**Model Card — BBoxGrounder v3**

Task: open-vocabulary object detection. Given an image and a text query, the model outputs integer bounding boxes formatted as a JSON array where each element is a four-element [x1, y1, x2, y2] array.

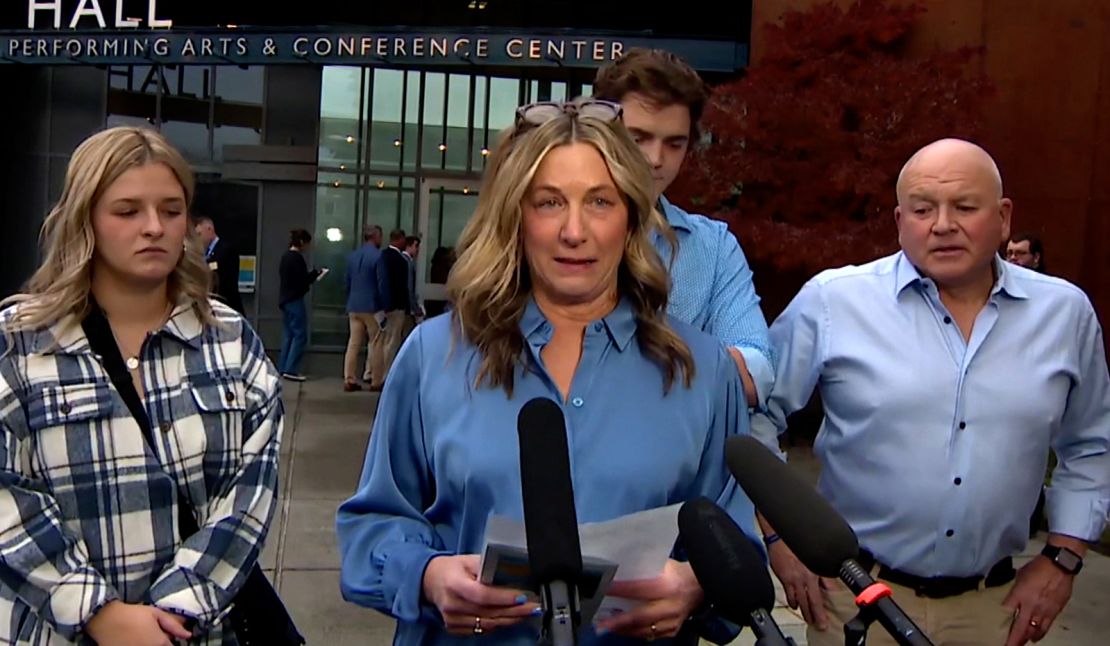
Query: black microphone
[[725, 436, 934, 646], [518, 397, 583, 645], [679, 497, 797, 646]]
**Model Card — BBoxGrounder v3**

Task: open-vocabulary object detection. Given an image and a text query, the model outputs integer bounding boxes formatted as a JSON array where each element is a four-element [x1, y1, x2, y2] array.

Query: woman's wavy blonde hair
[[1, 126, 214, 337], [447, 101, 695, 396]]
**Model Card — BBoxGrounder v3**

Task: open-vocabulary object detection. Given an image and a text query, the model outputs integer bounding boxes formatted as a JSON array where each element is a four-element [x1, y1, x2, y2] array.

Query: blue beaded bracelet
[[763, 533, 782, 546]]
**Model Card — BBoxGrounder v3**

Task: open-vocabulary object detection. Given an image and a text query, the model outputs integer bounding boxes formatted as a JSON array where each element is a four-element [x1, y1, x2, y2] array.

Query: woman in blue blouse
[[336, 100, 758, 645]]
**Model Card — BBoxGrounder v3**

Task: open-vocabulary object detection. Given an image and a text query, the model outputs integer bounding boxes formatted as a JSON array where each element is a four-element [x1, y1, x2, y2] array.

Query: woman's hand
[[84, 601, 193, 646], [422, 555, 543, 636], [595, 559, 704, 640]]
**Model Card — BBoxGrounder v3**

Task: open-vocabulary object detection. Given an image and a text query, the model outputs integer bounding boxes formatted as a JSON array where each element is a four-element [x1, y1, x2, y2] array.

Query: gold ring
[[474, 616, 483, 634]]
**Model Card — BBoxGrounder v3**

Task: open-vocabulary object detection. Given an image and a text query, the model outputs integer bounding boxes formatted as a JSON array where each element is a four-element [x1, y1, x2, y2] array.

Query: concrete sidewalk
[[266, 378, 1110, 645]]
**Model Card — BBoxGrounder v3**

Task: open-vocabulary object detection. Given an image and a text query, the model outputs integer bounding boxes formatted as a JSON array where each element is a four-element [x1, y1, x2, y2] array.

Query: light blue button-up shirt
[[337, 298, 757, 645], [751, 251, 1110, 578], [655, 197, 775, 408]]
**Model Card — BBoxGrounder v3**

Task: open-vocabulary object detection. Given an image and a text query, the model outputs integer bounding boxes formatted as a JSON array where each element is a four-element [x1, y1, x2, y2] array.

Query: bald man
[[751, 139, 1110, 646]]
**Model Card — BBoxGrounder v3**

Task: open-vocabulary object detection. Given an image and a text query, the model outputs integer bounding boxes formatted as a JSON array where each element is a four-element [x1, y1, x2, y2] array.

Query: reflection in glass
[[403, 71, 421, 171], [370, 69, 404, 168], [310, 171, 359, 347], [471, 77, 489, 170], [422, 73, 446, 169], [319, 67, 362, 167], [446, 74, 472, 171], [488, 77, 519, 132]]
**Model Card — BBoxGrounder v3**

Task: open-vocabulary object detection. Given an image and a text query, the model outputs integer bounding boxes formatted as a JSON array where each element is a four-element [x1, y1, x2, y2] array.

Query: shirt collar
[[893, 250, 1029, 300], [33, 296, 205, 356], [520, 296, 638, 352], [657, 195, 693, 232]]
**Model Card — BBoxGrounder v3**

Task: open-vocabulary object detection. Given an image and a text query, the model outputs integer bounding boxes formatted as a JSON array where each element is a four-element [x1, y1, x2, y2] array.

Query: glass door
[[416, 177, 480, 317]]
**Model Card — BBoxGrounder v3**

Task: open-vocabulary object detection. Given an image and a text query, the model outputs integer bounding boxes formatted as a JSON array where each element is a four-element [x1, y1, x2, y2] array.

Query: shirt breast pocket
[[186, 376, 248, 481], [25, 382, 114, 480]]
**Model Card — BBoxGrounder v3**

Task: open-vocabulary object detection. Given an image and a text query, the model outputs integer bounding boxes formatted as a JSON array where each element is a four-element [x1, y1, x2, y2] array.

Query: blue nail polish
[[595, 626, 609, 636], [531, 606, 544, 617], [515, 594, 528, 605]]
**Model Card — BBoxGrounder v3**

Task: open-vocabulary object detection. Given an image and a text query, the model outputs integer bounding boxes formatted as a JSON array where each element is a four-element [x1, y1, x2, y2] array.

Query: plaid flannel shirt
[[0, 299, 283, 645]]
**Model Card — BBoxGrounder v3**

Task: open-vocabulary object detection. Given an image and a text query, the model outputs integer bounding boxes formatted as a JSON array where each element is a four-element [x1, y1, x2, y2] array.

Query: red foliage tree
[[668, 0, 994, 316]]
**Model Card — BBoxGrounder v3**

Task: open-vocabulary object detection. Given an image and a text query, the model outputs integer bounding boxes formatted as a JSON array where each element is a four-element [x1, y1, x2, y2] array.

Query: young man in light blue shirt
[[593, 49, 775, 409], [753, 138, 1110, 646]]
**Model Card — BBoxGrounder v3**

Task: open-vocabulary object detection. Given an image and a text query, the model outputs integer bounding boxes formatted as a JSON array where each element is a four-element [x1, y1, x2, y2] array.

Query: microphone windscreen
[[679, 497, 774, 625], [725, 436, 858, 577], [518, 397, 583, 582]]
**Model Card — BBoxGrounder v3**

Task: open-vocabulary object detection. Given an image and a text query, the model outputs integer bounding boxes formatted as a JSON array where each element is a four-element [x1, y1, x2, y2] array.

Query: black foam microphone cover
[[518, 397, 583, 582], [679, 497, 775, 625], [725, 436, 858, 578]]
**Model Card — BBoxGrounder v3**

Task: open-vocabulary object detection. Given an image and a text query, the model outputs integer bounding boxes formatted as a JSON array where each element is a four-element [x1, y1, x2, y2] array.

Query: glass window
[[445, 74, 471, 171], [214, 66, 263, 104], [213, 127, 261, 162], [472, 77, 490, 170], [310, 171, 359, 347], [319, 67, 363, 168], [400, 177, 416, 235], [159, 65, 212, 162], [421, 73, 446, 170], [488, 77, 519, 132], [369, 69, 404, 169], [106, 65, 159, 123], [402, 71, 421, 171], [213, 66, 263, 161], [551, 82, 567, 102], [365, 176, 401, 233], [160, 120, 210, 162]]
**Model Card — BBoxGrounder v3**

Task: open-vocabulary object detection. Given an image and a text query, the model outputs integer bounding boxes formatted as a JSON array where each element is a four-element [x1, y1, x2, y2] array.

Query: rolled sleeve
[[737, 346, 774, 410]]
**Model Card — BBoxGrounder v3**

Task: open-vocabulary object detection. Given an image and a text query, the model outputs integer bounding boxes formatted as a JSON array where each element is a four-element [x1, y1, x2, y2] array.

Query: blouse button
[[225, 390, 236, 403], [160, 421, 172, 433], [60, 403, 71, 415], [571, 397, 584, 408]]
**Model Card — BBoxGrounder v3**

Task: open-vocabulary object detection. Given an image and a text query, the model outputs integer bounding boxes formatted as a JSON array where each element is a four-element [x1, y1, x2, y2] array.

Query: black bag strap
[[82, 304, 201, 537]]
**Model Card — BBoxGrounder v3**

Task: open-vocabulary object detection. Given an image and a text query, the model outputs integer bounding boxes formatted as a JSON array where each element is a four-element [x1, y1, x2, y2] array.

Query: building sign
[[0, 28, 747, 71]]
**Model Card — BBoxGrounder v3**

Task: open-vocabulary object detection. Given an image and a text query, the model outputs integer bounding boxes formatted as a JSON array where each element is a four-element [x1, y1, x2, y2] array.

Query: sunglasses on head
[[513, 99, 623, 131]]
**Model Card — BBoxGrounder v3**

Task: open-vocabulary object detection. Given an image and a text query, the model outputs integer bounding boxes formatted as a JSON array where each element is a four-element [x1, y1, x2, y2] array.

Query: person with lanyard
[[0, 126, 290, 644], [751, 138, 1110, 646]]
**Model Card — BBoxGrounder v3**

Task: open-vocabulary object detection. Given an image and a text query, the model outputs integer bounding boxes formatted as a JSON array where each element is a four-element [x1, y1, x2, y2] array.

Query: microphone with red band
[[725, 436, 934, 646], [679, 496, 797, 645], [518, 397, 583, 645]]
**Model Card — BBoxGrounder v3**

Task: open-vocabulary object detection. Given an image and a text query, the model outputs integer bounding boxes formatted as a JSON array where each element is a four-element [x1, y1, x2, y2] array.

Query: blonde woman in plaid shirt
[[0, 127, 283, 645]]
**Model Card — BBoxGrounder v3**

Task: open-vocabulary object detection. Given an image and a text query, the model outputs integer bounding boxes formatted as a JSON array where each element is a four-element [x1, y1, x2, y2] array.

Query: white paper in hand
[[478, 504, 682, 625]]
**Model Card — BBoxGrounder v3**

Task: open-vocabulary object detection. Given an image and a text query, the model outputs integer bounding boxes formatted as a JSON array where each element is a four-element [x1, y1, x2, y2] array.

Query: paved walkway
[[267, 378, 1109, 645]]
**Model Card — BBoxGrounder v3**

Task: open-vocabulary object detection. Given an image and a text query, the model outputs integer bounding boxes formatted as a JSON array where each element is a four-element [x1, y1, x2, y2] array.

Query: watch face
[[1057, 549, 1082, 571]]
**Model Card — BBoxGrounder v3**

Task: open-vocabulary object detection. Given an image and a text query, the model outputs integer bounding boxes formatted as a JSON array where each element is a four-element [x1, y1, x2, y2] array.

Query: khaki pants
[[344, 313, 383, 386], [806, 571, 1015, 646], [380, 310, 416, 382]]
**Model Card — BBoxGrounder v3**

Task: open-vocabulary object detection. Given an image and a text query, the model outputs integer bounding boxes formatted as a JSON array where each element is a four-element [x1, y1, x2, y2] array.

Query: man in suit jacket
[[343, 225, 388, 392], [378, 229, 416, 380], [194, 216, 245, 314], [402, 235, 424, 321]]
